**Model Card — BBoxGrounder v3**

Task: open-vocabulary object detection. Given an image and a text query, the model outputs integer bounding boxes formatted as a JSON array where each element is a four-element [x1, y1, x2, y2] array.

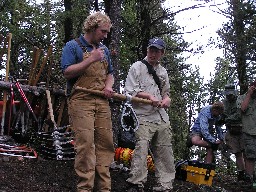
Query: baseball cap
[[147, 38, 165, 50], [223, 84, 237, 95]]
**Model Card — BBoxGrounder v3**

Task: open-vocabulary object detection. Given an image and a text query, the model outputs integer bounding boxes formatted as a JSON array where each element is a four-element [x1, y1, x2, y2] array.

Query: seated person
[[189, 101, 225, 163]]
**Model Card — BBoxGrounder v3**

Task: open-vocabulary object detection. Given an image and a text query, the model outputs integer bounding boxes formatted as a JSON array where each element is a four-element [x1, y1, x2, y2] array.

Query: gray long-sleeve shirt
[[124, 58, 170, 124]]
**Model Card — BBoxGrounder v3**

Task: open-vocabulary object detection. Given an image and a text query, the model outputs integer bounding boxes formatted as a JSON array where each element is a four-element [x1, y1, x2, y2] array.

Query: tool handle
[[75, 86, 152, 105]]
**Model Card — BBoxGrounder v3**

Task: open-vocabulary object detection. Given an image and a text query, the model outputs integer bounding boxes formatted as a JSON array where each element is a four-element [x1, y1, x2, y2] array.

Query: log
[[0, 81, 65, 96]]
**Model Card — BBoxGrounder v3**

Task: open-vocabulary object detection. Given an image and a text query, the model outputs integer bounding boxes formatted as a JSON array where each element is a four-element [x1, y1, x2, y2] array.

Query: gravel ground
[[1, 136, 256, 192], [1, 155, 256, 192]]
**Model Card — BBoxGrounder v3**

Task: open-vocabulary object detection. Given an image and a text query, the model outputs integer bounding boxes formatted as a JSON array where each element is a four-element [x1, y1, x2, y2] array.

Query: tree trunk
[[231, 0, 247, 94], [104, 0, 122, 147], [139, 0, 151, 58], [64, 0, 73, 43]]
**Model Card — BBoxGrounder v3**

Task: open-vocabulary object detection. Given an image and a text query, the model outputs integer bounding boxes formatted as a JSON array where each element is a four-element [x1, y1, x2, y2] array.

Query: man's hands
[[88, 47, 105, 63], [215, 140, 223, 144], [149, 95, 160, 107], [248, 84, 256, 96], [103, 87, 115, 99], [210, 140, 223, 151], [160, 96, 171, 108], [64, 47, 105, 80], [149, 95, 171, 109]]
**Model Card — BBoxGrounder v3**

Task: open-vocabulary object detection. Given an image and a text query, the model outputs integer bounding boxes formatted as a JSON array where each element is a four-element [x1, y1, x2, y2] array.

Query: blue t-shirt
[[191, 105, 224, 143], [60, 35, 113, 94]]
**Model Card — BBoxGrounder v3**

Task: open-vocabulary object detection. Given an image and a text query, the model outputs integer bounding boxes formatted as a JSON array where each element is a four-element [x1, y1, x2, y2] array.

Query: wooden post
[[46, 90, 57, 129], [1, 33, 12, 135]]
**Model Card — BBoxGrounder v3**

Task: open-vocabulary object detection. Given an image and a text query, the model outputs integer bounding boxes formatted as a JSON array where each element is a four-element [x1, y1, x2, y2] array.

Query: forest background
[[0, 0, 256, 162]]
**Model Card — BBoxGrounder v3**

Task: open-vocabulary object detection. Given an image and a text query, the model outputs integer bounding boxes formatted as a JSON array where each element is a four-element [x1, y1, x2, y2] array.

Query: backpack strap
[[141, 59, 162, 93]]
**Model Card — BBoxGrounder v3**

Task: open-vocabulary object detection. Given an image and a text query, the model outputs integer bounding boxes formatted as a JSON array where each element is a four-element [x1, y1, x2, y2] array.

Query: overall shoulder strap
[[141, 60, 162, 93], [75, 38, 88, 53], [66, 38, 87, 97]]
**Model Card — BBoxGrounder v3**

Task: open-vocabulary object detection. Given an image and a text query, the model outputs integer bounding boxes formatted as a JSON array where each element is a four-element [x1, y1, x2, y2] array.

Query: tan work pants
[[68, 96, 114, 192], [127, 121, 175, 191]]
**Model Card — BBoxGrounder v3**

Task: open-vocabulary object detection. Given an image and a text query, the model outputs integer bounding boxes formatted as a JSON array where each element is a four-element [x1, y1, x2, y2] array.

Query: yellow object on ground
[[115, 147, 155, 172], [178, 160, 215, 186]]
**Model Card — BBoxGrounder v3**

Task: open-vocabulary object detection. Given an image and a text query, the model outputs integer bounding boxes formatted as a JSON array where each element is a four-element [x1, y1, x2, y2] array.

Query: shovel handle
[[46, 90, 57, 127], [75, 86, 152, 105]]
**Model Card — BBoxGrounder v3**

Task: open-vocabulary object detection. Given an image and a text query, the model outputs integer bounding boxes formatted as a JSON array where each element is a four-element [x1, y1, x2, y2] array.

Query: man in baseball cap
[[224, 84, 237, 96], [125, 37, 175, 191], [236, 79, 256, 186], [222, 84, 245, 182]]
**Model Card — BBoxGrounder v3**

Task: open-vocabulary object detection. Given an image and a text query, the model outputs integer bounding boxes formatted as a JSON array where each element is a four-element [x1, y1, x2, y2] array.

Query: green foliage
[[0, 1, 63, 85], [217, 0, 256, 93], [203, 57, 236, 104]]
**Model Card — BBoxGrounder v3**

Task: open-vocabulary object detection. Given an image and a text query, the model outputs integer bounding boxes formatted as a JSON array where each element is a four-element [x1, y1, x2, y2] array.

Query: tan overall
[[68, 52, 114, 192]]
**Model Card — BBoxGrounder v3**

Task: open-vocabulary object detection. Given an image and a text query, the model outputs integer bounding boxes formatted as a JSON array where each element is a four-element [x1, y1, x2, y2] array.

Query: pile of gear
[[36, 126, 75, 160], [0, 135, 37, 159]]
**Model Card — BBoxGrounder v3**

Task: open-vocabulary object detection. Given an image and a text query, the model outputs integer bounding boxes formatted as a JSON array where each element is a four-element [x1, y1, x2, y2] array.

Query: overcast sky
[[165, 0, 229, 82]]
